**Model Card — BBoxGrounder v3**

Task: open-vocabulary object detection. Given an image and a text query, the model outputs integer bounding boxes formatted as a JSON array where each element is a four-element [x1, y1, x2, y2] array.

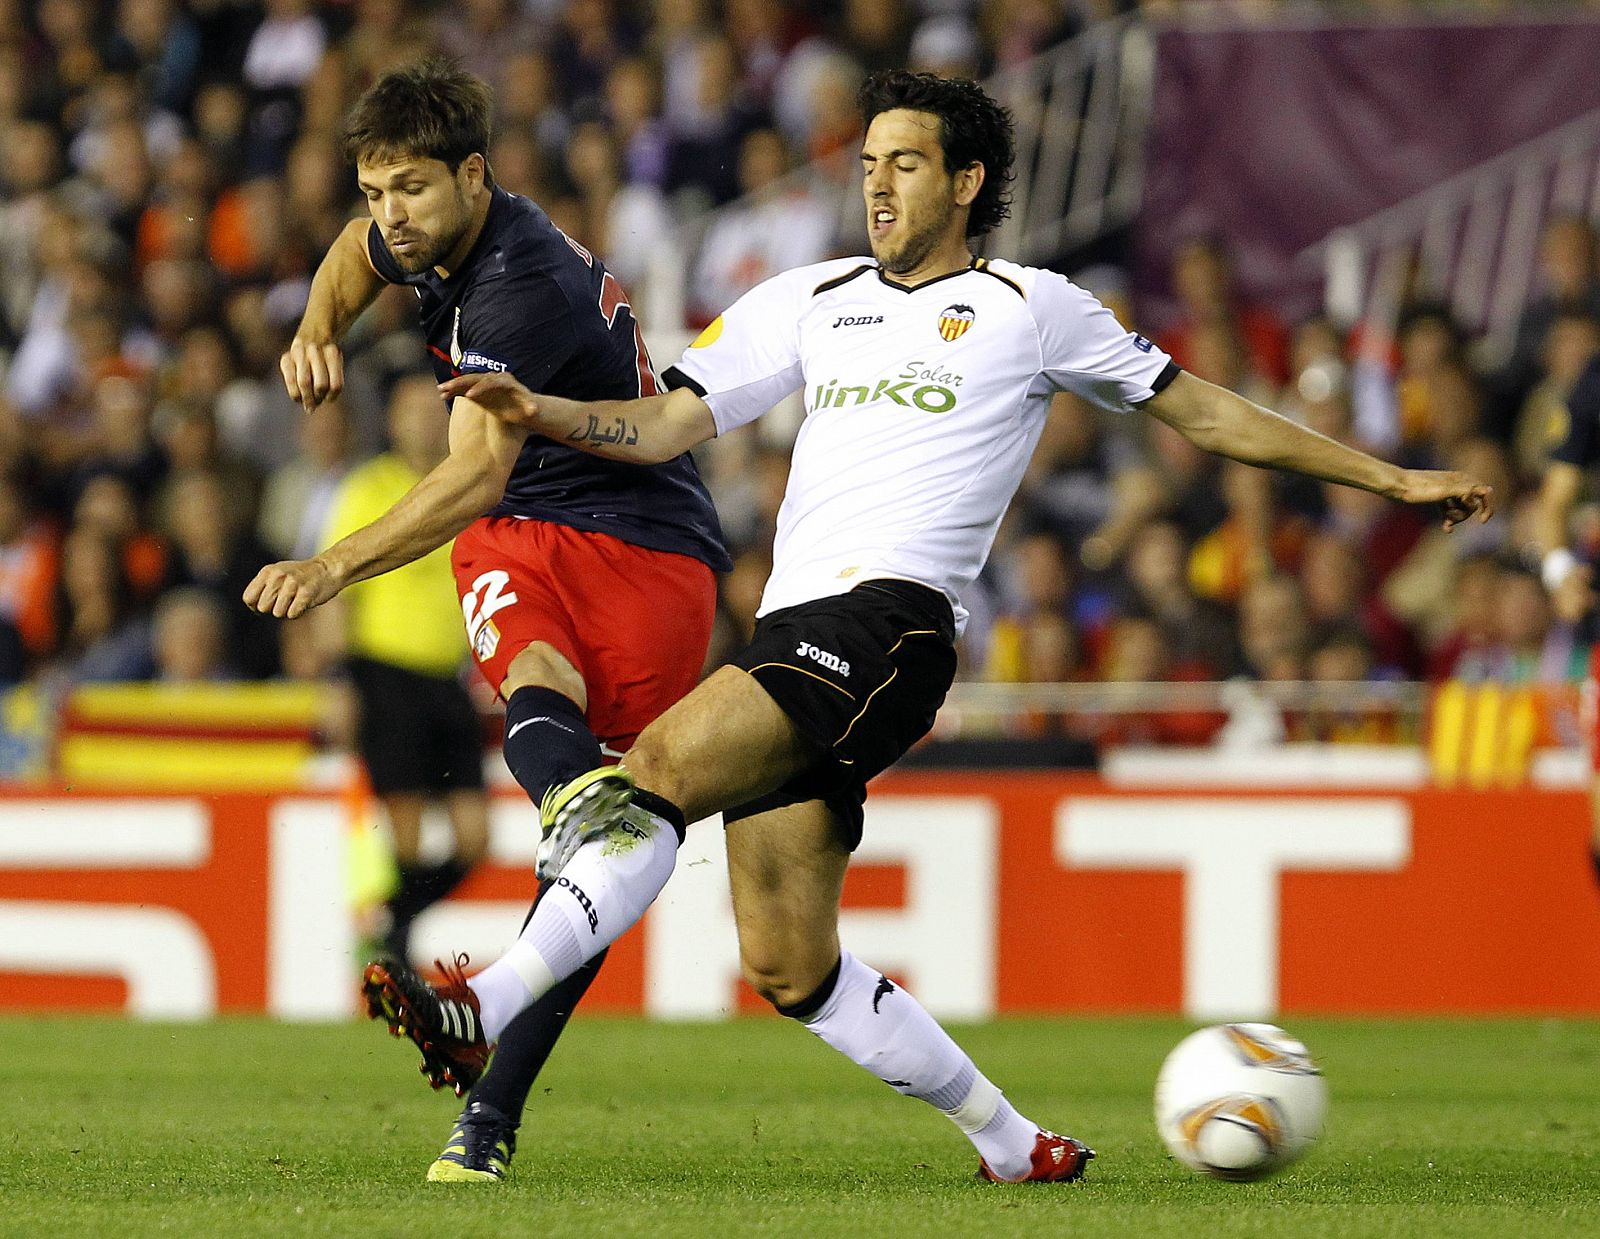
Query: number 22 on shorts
[[462, 569, 518, 661]]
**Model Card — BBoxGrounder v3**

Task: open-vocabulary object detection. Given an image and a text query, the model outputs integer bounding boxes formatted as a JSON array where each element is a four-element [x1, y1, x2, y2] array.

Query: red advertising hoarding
[[0, 774, 1594, 1019]]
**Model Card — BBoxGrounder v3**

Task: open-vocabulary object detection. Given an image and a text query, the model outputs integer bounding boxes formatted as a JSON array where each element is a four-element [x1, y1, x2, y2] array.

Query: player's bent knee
[[620, 717, 706, 804], [500, 642, 586, 710], [620, 734, 681, 802]]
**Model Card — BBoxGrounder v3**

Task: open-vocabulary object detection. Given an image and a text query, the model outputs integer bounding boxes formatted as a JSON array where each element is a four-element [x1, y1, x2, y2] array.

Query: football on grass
[[1154, 1023, 1328, 1181]]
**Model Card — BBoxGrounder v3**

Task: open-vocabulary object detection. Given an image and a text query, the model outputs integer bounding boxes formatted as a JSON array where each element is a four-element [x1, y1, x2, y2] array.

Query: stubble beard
[[391, 244, 438, 275], [873, 201, 954, 276], [391, 196, 471, 274]]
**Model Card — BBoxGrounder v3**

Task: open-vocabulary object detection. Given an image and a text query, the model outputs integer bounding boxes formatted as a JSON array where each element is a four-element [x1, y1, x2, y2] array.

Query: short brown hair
[[344, 57, 492, 174]]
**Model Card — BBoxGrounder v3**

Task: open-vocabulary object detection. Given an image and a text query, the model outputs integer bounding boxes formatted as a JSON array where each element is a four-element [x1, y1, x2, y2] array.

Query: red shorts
[[452, 518, 717, 750]]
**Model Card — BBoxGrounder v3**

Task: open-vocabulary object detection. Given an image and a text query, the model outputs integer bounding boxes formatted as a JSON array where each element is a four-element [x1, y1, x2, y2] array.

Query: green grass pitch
[[2, 1015, 1597, 1237]]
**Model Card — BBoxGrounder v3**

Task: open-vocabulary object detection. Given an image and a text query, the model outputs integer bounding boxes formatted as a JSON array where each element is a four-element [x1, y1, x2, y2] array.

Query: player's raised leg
[[724, 798, 1093, 1184], [364, 772, 678, 1098], [375, 666, 804, 1074], [433, 647, 623, 1163], [535, 663, 816, 880], [429, 538, 718, 1179], [377, 521, 722, 1181], [502, 578, 958, 1041], [360, 635, 609, 1086], [460, 665, 817, 1039]]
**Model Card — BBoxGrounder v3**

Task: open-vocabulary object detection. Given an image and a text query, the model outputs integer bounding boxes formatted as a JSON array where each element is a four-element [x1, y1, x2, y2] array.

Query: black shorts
[[348, 657, 486, 796], [725, 579, 957, 849]]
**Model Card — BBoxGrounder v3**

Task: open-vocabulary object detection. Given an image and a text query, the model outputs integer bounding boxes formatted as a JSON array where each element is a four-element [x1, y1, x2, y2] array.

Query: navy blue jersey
[[1552, 353, 1600, 470], [368, 187, 731, 572]]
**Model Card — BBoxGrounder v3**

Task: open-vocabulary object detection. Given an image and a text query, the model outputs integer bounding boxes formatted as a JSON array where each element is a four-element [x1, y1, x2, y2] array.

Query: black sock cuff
[[775, 955, 843, 1021], [632, 788, 687, 842], [505, 685, 585, 726]]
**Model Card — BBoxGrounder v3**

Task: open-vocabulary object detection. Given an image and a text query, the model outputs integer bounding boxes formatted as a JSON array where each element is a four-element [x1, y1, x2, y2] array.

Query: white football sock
[[468, 809, 678, 1041], [794, 951, 1040, 1180]]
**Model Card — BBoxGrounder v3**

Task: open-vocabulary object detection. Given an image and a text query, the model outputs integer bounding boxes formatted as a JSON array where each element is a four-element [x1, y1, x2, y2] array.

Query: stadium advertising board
[[0, 774, 1595, 1019]]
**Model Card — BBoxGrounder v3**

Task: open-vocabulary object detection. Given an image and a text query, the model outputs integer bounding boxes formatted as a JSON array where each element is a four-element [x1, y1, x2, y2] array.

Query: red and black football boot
[[362, 954, 490, 1097], [977, 1131, 1096, 1183]]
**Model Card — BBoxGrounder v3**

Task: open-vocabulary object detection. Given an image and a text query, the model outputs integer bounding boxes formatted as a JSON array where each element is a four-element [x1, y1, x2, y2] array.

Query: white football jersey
[[665, 256, 1177, 633]]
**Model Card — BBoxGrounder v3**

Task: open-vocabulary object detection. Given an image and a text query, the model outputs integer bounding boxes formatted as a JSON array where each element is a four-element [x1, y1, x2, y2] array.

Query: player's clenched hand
[[1393, 469, 1494, 530], [280, 337, 345, 413], [243, 557, 340, 619], [437, 371, 541, 429]]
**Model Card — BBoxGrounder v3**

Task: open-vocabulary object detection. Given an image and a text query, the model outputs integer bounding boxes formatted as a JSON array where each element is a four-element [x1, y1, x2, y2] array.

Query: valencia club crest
[[938, 304, 975, 341]]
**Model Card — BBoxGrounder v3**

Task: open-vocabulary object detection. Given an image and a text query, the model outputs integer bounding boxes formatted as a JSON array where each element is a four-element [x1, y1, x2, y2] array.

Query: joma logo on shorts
[[796, 642, 850, 676]]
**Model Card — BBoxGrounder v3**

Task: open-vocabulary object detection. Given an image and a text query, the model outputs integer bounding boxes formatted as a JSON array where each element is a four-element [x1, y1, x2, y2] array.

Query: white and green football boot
[[536, 765, 636, 879]]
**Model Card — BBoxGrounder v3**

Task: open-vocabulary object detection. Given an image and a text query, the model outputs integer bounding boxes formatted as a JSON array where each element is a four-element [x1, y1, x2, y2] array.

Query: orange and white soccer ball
[[1154, 1023, 1328, 1181]]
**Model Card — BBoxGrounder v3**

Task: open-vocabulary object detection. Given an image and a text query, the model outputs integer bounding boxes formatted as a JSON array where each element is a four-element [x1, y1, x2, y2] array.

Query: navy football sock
[[502, 686, 603, 804], [467, 955, 607, 1124]]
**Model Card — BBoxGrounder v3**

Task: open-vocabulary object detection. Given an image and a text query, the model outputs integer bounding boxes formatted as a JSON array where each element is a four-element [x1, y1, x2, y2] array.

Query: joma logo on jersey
[[796, 641, 850, 676], [811, 362, 962, 414], [832, 315, 884, 328]]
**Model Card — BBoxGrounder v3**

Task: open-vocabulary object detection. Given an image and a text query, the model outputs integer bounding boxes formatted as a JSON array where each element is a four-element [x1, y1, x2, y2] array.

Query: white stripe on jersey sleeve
[[1024, 267, 1174, 414], [668, 264, 823, 436]]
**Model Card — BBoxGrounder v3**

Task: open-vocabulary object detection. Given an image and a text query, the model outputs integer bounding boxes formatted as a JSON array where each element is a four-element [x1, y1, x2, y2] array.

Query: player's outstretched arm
[[243, 397, 526, 619], [1145, 371, 1494, 529], [436, 371, 716, 464], [280, 219, 386, 413]]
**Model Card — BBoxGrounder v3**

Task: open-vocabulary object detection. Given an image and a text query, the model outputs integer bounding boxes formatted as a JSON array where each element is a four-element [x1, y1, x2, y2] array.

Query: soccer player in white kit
[[367, 70, 1494, 1183]]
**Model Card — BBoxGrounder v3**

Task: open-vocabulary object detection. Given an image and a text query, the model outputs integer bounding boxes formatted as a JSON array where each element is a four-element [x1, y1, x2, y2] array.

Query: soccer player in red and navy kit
[[245, 59, 729, 1182]]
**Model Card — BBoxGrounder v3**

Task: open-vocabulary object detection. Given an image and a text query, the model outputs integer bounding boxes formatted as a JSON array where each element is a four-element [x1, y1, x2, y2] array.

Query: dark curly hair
[[858, 70, 1015, 238], [344, 57, 492, 176]]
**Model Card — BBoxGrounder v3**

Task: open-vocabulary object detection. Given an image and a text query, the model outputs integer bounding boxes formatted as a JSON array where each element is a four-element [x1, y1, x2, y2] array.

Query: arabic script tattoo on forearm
[[566, 414, 641, 448]]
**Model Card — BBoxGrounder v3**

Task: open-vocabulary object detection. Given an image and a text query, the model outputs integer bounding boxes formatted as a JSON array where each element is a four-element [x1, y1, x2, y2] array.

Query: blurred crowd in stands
[[0, 0, 1596, 741]]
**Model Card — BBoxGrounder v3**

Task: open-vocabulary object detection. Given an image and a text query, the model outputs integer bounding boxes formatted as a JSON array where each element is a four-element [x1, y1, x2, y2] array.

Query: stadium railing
[[1302, 104, 1600, 364], [925, 678, 1585, 790]]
